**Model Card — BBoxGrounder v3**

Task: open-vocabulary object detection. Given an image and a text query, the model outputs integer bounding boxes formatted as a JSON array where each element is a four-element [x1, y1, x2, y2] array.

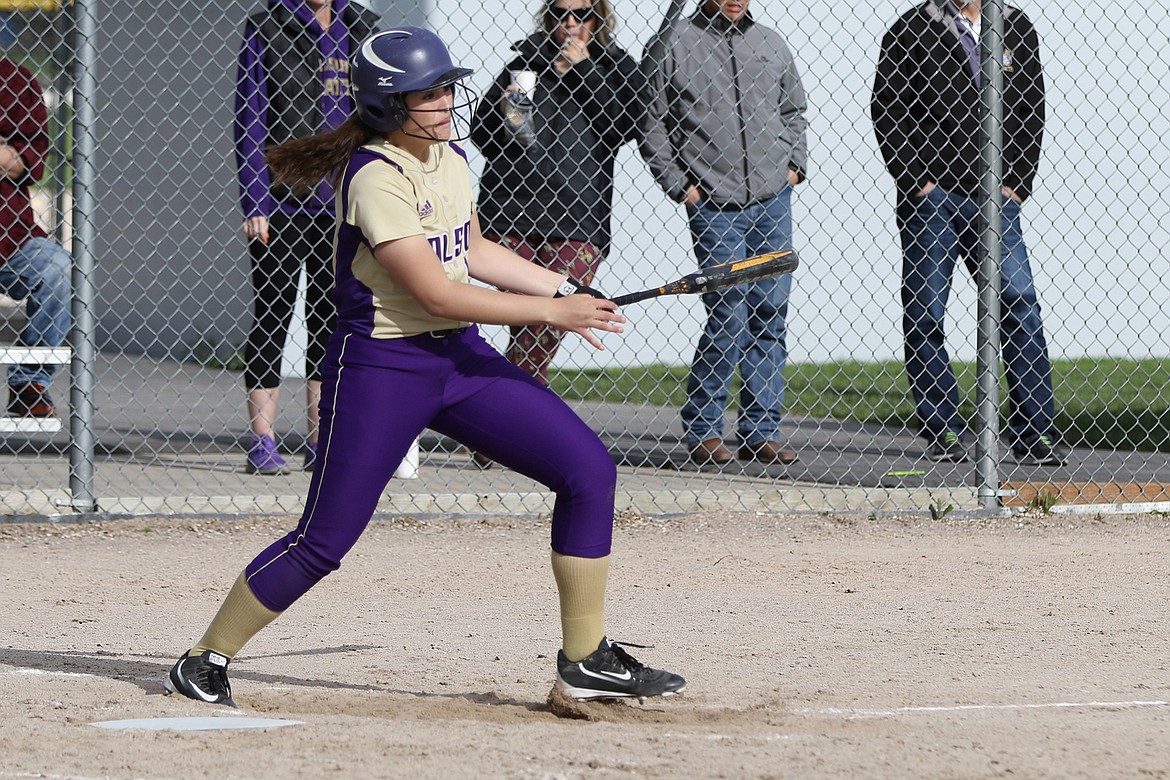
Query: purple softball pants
[[244, 327, 617, 612]]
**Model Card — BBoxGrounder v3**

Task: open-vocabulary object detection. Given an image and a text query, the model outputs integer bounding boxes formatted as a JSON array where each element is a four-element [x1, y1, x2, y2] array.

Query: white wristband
[[554, 279, 579, 298]]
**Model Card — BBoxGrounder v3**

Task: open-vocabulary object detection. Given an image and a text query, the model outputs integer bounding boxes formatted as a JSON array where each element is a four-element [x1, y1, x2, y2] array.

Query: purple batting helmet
[[350, 27, 474, 133]]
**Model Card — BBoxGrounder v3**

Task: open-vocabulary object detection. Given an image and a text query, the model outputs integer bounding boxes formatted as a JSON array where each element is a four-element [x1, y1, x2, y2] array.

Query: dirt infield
[[2, 510, 1169, 779]]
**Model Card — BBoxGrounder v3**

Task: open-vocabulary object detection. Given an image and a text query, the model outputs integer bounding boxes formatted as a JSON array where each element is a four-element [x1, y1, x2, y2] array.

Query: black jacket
[[470, 35, 646, 252], [251, 0, 379, 144], [871, 1, 1045, 201], [237, 0, 379, 214]]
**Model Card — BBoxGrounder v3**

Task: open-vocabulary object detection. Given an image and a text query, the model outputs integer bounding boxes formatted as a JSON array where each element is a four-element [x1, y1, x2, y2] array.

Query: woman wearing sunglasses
[[471, 1, 646, 395]]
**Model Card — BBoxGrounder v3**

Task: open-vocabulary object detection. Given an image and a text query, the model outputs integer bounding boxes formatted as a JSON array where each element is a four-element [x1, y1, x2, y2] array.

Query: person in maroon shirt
[[1, 57, 71, 418]]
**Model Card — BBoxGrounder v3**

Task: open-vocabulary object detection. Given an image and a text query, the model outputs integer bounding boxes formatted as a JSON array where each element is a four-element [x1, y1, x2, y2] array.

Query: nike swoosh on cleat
[[577, 663, 632, 682], [174, 672, 222, 703], [188, 683, 222, 703]]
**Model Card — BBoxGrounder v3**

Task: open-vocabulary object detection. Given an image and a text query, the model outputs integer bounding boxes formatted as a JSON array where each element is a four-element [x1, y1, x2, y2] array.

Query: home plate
[[91, 717, 302, 731]]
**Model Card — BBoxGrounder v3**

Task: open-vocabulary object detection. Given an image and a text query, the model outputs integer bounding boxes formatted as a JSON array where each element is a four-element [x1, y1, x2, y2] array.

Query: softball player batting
[[164, 27, 685, 706]]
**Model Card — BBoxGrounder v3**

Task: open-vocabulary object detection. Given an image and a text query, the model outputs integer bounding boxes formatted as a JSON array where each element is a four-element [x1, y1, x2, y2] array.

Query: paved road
[[3, 351, 1169, 518]]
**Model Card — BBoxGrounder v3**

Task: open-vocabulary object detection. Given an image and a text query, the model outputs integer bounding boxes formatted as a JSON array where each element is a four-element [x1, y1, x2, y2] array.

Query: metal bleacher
[[1, 292, 69, 434], [0, 346, 70, 433]]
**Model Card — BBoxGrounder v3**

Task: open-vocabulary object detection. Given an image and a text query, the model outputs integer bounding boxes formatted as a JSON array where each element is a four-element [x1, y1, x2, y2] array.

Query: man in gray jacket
[[640, 0, 808, 467]]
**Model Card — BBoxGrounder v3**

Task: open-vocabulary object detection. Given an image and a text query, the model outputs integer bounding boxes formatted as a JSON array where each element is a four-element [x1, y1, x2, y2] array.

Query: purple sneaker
[[245, 434, 289, 475], [303, 441, 318, 472]]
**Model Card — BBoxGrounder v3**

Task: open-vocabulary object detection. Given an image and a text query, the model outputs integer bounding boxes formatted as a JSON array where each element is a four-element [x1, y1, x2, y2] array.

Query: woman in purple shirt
[[234, 0, 378, 475]]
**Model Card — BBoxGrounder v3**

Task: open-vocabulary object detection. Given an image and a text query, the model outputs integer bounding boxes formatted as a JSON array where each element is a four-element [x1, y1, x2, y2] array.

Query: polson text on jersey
[[427, 219, 471, 264]]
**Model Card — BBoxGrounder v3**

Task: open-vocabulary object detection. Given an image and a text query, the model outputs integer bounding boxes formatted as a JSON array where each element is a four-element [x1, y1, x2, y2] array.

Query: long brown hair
[[265, 117, 377, 193], [540, 0, 616, 50]]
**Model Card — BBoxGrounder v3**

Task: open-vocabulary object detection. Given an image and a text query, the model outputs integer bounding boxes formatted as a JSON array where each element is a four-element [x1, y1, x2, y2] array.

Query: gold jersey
[[333, 138, 474, 338]]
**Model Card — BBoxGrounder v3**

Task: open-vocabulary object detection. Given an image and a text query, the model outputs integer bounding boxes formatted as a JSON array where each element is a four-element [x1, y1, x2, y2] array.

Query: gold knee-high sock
[[551, 552, 610, 662], [190, 572, 281, 660]]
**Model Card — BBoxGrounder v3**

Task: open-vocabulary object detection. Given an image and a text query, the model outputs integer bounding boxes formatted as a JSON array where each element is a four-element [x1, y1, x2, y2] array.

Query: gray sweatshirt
[[639, 9, 808, 206]]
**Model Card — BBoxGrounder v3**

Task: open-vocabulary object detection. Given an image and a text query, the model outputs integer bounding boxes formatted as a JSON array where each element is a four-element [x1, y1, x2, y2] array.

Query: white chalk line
[[0, 668, 167, 684], [661, 732, 797, 743], [0, 773, 134, 780], [803, 699, 1170, 719], [0, 668, 95, 679]]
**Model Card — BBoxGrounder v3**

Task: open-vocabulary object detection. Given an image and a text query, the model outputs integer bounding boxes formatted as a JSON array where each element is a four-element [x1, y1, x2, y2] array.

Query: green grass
[[187, 338, 246, 372], [549, 357, 1170, 454]]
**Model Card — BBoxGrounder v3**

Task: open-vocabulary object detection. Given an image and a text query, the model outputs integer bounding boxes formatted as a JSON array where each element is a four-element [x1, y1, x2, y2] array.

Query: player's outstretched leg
[[556, 638, 686, 701], [164, 650, 236, 707]]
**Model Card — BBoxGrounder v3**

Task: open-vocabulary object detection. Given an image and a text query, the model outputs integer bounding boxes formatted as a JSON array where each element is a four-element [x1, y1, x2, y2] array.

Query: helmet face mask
[[395, 84, 478, 143], [351, 27, 476, 138]]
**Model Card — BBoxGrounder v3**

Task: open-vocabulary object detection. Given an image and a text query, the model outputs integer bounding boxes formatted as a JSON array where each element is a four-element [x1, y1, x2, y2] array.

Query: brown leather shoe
[[8, 383, 57, 418], [738, 440, 799, 465], [690, 437, 733, 465]]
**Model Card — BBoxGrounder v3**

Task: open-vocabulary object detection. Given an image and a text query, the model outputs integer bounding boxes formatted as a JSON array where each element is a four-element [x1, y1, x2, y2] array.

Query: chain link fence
[[2, 0, 1168, 518]]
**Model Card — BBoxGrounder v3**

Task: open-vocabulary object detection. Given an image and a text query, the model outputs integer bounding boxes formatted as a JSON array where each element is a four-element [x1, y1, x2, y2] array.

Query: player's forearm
[[468, 238, 564, 297], [424, 280, 561, 328], [377, 234, 563, 324]]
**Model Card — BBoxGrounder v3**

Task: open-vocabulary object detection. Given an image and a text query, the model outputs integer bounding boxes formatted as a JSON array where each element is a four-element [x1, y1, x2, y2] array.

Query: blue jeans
[[897, 186, 1056, 447], [0, 237, 72, 388], [681, 189, 794, 446]]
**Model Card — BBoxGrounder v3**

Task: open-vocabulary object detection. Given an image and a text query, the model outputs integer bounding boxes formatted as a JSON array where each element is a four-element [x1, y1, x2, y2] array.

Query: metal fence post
[[67, 0, 97, 512], [975, 0, 1006, 509]]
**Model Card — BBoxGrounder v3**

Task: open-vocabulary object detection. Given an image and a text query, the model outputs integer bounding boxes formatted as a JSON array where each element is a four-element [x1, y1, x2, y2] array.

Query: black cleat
[[164, 650, 237, 707], [556, 637, 686, 701]]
